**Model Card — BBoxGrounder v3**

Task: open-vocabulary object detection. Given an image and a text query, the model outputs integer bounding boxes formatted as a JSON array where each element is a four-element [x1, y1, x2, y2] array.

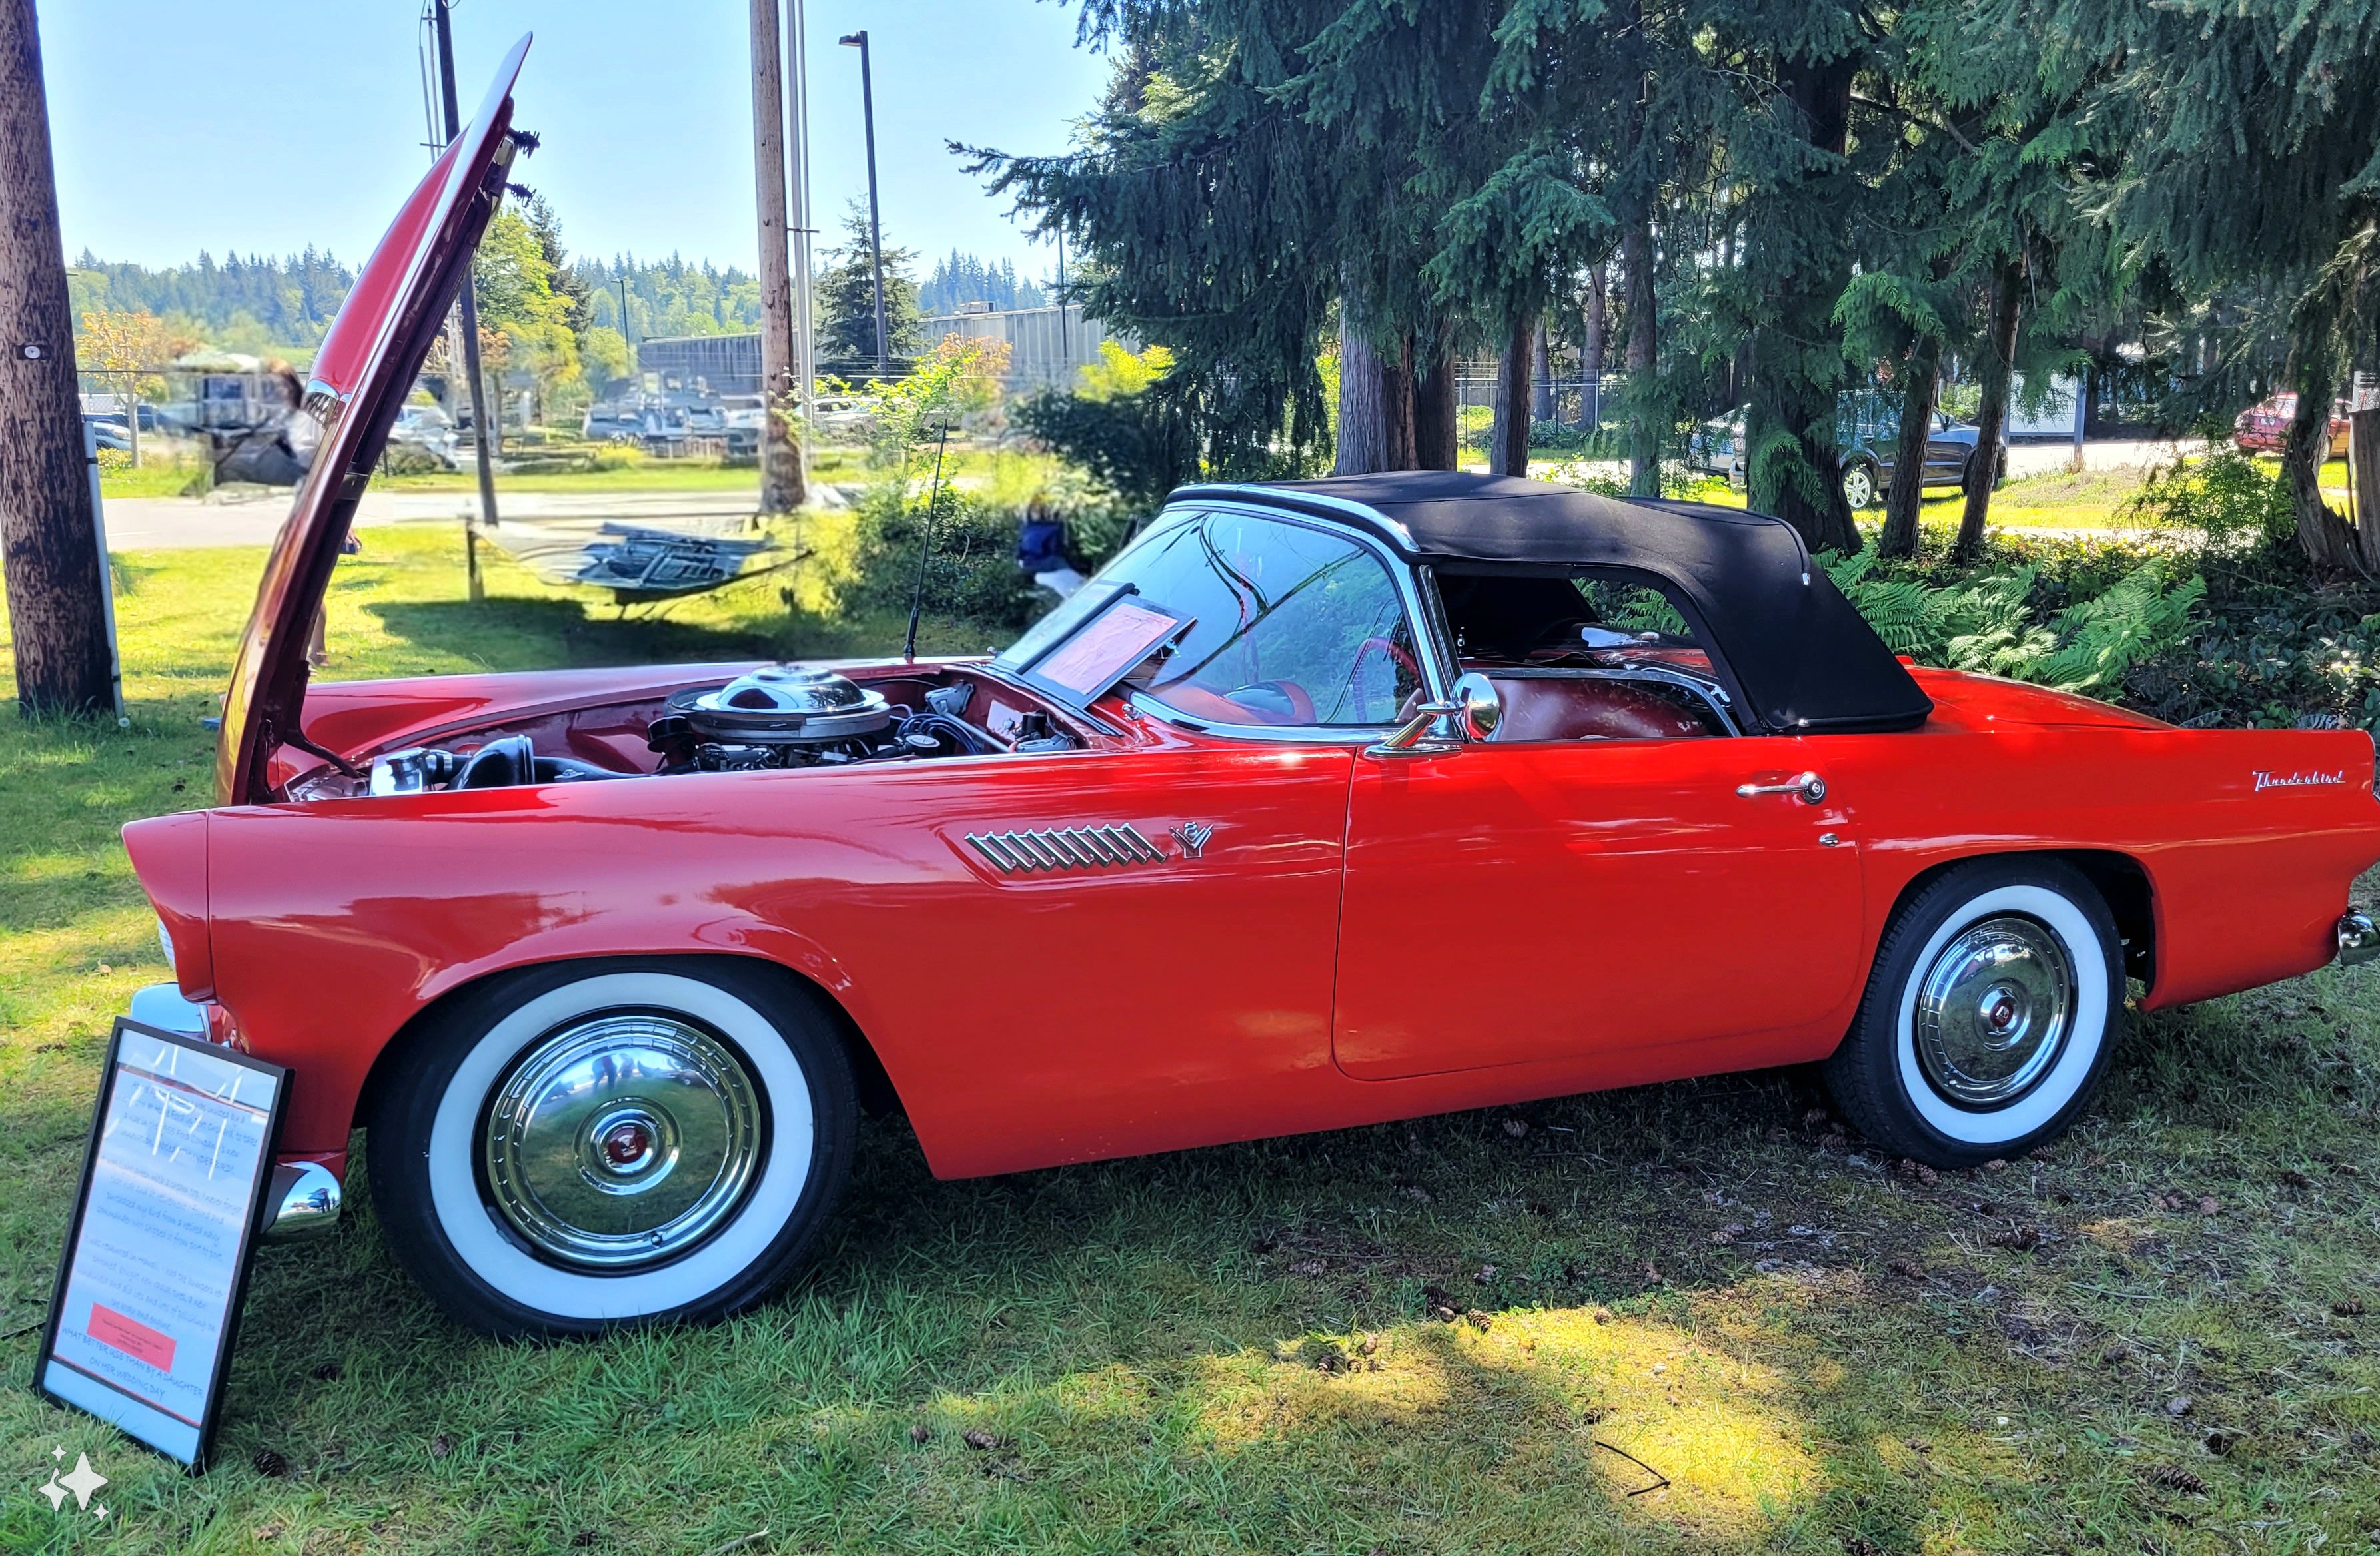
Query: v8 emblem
[[1171, 821, 1214, 859]]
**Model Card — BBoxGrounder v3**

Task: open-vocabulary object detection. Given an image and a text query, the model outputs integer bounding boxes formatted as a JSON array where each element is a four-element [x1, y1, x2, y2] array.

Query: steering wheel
[[1221, 679, 1316, 724]]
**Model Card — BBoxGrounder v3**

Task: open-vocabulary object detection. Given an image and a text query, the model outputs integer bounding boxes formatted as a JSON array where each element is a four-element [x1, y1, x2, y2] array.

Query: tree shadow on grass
[[201, 1070, 1998, 1555], [189, 980, 2380, 1553]]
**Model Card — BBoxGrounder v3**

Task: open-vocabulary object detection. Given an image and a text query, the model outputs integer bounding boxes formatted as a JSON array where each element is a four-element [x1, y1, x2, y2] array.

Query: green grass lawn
[[1520, 454, 2359, 533], [3, 534, 2379, 1551]]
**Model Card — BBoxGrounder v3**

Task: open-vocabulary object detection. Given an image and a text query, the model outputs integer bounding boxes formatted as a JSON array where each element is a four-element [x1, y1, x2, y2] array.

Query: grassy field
[[1526, 454, 2357, 533], [2, 532, 2379, 1552]]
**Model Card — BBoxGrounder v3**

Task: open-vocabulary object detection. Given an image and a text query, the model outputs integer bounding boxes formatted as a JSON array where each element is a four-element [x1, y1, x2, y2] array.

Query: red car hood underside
[[214, 37, 530, 806]]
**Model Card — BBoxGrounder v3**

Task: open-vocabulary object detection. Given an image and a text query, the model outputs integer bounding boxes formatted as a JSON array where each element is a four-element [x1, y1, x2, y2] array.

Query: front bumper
[[2338, 912, 2380, 966], [125, 984, 344, 1242]]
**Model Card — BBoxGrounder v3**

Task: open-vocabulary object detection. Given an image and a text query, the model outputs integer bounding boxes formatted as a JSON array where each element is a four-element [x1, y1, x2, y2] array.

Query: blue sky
[[38, 1, 1109, 279]]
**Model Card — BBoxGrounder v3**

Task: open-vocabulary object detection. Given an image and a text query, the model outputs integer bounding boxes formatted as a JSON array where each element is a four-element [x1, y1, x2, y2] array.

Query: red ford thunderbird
[[117, 43, 2380, 1336]]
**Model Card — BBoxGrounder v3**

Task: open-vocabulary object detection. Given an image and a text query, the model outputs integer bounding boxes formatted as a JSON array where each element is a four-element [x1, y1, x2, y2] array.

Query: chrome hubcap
[[1913, 915, 2075, 1109], [481, 1014, 762, 1268]]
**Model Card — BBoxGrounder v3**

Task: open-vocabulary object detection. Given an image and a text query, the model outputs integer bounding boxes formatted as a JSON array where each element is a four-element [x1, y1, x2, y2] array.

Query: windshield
[[997, 510, 1422, 726]]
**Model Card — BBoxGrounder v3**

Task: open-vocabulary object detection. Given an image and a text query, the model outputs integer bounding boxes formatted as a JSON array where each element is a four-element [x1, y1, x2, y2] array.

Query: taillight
[[123, 811, 211, 1000]]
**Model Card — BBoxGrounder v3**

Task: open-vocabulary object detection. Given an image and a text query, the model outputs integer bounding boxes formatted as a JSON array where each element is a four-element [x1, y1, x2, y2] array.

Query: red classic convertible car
[[120, 43, 2380, 1336]]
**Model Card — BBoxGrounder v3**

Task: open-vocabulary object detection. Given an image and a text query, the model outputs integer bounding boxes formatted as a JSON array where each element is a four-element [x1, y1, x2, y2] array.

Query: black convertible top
[[1171, 471, 1932, 735]]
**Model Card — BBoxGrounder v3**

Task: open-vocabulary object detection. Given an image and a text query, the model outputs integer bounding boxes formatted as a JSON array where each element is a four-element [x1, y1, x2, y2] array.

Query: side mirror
[[1453, 671, 1501, 741]]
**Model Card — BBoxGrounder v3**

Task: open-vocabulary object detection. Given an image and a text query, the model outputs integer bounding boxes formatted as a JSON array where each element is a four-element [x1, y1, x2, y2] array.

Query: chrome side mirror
[[1366, 674, 1502, 758], [1452, 672, 1501, 741], [1367, 698, 1463, 757]]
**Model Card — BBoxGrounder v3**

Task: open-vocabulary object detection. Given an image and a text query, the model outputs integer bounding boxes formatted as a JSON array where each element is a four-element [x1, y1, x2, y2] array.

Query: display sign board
[[38, 1020, 287, 1469]]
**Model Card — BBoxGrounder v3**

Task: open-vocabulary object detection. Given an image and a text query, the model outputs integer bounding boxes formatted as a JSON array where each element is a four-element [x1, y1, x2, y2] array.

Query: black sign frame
[[37, 1017, 289, 1471]]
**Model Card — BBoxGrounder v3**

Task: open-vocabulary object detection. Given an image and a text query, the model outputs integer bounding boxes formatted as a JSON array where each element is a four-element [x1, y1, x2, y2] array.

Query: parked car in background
[[1688, 395, 2005, 510], [386, 403, 461, 471], [83, 416, 132, 452], [2233, 393, 2352, 458]]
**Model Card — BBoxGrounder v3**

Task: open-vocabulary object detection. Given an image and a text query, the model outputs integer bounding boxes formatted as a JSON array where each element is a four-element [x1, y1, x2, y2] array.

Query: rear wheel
[[1840, 460, 1879, 510], [1822, 858, 2121, 1168], [368, 959, 856, 1337]]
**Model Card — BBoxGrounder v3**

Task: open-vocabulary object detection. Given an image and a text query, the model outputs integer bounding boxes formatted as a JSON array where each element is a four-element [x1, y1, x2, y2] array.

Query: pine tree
[[2052, 0, 2380, 568], [816, 202, 921, 371]]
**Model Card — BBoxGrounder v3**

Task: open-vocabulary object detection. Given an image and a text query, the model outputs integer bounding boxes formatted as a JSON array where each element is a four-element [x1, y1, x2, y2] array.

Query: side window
[[1576, 579, 1693, 641], [1120, 514, 1422, 726]]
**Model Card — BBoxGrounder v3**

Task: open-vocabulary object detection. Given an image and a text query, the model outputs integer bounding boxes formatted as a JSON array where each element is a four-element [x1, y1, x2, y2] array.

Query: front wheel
[[1840, 460, 1879, 510], [1821, 859, 2121, 1168], [368, 959, 856, 1337]]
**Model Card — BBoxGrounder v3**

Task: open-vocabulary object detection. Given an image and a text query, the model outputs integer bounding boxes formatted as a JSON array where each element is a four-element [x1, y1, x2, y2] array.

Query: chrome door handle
[[1736, 771, 1826, 805]]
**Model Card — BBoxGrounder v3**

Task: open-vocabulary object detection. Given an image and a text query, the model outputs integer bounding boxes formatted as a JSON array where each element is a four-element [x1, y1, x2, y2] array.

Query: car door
[[1924, 414, 1971, 485], [1333, 733, 1866, 1082]]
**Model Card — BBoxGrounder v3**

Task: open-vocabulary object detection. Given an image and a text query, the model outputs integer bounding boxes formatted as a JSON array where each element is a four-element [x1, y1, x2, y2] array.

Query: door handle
[[1736, 771, 1827, 805]]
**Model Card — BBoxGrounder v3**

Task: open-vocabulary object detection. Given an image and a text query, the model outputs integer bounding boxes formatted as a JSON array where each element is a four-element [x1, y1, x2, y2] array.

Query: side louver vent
[[965, 825, 1167, 875]]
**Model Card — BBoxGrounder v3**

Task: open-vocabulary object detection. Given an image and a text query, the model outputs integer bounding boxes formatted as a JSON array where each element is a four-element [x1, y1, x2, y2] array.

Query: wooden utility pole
[[750, 0, 805, 512], [0, 0, 113, 716]]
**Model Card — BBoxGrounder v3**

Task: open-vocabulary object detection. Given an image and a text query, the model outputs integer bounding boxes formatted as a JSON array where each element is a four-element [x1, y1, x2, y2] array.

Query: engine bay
[[293, 664, 1087, 801]]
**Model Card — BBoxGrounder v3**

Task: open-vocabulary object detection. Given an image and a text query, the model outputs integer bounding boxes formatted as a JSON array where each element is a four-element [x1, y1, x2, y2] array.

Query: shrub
[[848, 483, 1042, 631], [1013, 342, 1197, 512], [2119, 446, 2293, 548]]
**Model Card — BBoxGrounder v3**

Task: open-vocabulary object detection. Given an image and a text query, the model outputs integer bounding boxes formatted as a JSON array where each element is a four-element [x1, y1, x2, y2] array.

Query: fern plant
[[1823, 553, 2203, 697]]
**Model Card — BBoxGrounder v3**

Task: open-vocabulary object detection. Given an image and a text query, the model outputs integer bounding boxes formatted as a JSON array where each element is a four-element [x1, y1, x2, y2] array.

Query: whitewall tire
[[368, 958, 856, 1337], [1822, 859, 2122, 1168]]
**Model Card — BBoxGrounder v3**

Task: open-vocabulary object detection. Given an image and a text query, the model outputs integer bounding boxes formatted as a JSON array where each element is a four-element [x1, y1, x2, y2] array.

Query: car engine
[[362, 666, 1074, 797]]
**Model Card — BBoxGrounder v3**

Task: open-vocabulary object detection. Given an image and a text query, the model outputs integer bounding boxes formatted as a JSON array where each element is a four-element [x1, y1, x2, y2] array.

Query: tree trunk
[[0, 0, 113, 717], [1490, 316, 1534, 477], [2285, 348, 2359, 570], [1622, 210, 1659, 496], [1581, 264, 1608, 430], [1382, 330, 1417, 470], [2354, 406, 2380, 574], [1954, 258, 2023, 561], [1335, 302, 1391, 475], [748, 0, 806, 512], [1531, 322, 1554, 424], [1748, 49, 1859, 553], [1413, 338, 1459, 471], [1877, 336, 1942, 560]]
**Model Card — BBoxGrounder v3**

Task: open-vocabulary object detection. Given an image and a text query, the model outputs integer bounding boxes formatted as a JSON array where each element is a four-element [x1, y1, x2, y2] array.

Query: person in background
[[1016, 494, 1084, 601], [306, 531, 364, 668]]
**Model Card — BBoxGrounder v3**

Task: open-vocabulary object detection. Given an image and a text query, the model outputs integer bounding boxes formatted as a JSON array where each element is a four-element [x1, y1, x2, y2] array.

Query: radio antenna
[[903, 416, 953, 662]]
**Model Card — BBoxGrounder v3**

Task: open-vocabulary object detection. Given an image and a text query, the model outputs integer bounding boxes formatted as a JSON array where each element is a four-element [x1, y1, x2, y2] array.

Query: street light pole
[[838, 29, 888, 381], [785, 0, 816, 468]]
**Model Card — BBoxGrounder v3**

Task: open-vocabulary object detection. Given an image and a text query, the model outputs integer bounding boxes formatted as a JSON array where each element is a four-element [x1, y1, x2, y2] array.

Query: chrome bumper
[[2339, 912, 2380, 967], [125, 986, 343, 1242], [260, 1160, 342, 1242]]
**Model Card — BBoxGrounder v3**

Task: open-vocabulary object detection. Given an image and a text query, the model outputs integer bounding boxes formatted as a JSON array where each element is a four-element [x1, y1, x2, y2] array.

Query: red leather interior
[[1487, 675, 1711, 741]]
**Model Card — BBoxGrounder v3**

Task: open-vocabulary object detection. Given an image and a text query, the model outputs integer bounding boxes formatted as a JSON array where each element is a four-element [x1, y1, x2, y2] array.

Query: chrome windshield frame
[[1084, 498, 1456, 744]]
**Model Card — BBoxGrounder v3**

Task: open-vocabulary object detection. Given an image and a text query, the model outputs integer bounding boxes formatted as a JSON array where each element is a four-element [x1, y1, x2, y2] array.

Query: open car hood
[[215, 36, 529, 805]]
